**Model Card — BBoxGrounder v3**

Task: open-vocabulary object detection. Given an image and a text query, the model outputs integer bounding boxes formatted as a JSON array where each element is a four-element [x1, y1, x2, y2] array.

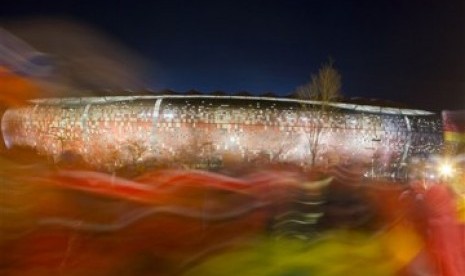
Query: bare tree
[[296, 58, 342, 166], [296, 58, 342, 103]]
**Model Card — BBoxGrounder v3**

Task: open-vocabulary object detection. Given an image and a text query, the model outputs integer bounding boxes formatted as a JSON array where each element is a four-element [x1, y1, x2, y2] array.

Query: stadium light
[[437, 159, 455, 179]]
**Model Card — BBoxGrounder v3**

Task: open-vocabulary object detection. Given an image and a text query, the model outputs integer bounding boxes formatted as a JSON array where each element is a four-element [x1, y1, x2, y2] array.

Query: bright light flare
[[437, 161, 455, 178]]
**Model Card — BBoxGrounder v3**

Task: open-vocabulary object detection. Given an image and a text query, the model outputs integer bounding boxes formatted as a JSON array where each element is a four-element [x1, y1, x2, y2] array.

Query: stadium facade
[[1, 95, 443, 176]]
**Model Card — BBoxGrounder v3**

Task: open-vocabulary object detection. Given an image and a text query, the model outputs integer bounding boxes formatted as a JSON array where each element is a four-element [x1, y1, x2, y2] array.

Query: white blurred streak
[[0, 28, 40, 72], [2, 18, 149, 97]]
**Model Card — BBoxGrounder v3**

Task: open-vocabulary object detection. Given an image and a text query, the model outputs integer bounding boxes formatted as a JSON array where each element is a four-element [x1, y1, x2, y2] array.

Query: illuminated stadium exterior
[[1, 95, 443, 176]]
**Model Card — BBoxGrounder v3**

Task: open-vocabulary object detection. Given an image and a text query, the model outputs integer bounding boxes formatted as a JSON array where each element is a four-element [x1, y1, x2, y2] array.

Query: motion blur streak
[[1, 160, 465, 275], [38, 201, 269, 232], [0, 18, 149, 101], [0, 66, 40, 106]]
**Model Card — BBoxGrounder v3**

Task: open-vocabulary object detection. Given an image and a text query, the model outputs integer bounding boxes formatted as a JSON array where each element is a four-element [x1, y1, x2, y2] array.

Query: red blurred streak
[[18, 169, 299, 206], [422, 184, 465, 276], [4, 210, 267, 268]]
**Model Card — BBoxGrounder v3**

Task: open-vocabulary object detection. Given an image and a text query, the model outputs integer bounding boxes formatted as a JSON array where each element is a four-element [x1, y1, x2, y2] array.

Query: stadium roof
[[31, 95, 435, 116]]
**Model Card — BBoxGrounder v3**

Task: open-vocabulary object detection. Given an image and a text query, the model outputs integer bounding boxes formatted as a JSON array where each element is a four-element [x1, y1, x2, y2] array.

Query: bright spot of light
[[438, 161, 455, 178]]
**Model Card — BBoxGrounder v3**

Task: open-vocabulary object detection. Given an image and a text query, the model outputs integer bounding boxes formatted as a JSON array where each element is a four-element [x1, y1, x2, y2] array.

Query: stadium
[[1, 95, 443, 176]]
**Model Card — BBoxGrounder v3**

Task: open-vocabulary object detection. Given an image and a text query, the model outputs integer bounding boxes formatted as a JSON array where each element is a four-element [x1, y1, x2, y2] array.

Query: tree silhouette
[[296, 58, 342, 166]]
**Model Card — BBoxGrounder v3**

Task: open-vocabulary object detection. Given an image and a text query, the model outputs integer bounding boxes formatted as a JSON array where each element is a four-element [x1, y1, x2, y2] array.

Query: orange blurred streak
[[0, 66, 40, 107]]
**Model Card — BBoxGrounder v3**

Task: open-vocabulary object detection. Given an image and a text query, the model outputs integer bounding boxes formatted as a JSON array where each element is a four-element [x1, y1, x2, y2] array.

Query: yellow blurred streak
[[184, 231, 404, 276], [444, 175, 465, 222], [379, 221, 424, 267], [457, 197, 465, 223], [444, 131, 465, 143]]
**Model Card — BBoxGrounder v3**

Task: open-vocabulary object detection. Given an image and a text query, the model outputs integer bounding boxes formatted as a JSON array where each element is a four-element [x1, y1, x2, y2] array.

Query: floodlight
[[438, 161, 455, 178]]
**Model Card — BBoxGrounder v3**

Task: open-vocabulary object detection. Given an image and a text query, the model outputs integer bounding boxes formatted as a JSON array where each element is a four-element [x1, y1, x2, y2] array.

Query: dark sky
[[1, 0, 464, 111]]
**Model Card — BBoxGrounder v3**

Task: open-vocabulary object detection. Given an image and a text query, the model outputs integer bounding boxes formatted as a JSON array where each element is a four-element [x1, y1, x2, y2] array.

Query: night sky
[[1, 0, 464, 111]]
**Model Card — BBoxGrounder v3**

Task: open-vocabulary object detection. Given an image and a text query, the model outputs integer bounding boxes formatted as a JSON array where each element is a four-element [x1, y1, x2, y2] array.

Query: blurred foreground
[[1, 148, 465, 275]]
